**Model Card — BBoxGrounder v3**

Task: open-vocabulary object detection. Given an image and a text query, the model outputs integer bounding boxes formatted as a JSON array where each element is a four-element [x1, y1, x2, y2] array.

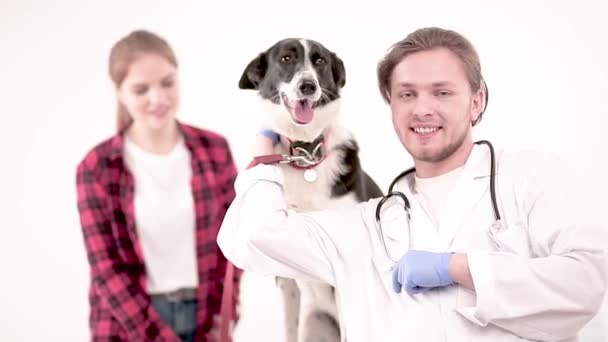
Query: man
[[217, 27, 607, 341]]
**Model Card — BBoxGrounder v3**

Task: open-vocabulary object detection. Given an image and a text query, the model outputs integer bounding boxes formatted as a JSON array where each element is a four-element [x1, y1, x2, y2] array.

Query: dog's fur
[[239, 38, 383, 342]]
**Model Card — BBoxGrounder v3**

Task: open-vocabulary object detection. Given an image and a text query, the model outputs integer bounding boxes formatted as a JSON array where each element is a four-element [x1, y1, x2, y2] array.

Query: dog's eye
[[315, 57, 326, 65], [281, 56, 291, 63]]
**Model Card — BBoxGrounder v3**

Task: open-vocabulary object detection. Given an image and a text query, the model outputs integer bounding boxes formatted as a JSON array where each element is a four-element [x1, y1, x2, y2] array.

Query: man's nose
[[412, 95, 435, 117]]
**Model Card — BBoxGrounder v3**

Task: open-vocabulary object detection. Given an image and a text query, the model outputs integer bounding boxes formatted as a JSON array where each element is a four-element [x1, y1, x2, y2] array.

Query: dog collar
[[247, 134, 327, 182], [286, 135, 326, 170]]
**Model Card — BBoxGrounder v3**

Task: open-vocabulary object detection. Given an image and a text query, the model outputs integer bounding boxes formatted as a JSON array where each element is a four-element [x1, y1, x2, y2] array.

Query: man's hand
[[392, 250, 454, 294], [448, 253, 474, 290]]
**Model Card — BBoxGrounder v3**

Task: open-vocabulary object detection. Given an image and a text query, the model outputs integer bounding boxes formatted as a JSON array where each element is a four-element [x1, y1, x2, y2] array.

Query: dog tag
[[304, 169, 318, 182]]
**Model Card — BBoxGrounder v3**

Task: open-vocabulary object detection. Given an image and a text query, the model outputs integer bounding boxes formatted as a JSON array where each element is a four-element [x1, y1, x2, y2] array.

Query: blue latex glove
[[392, 250, 454, 294], [258, 129, 280, 146]]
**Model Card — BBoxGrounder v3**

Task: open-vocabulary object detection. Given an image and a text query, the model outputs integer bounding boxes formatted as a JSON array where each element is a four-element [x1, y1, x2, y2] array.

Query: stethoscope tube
[[379, 140, 500, 223], [479, 140, 501, 221], [374, 191, 411, 223], [374, 140, 501, 264]]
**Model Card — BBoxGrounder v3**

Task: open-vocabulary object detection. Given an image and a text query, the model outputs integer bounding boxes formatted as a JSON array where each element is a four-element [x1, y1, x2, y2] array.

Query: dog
[[238, 38, 383, 342]]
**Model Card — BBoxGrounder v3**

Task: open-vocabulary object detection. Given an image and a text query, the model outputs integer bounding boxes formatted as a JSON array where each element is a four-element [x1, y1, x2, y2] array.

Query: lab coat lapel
[[437, 144, 492, 250]]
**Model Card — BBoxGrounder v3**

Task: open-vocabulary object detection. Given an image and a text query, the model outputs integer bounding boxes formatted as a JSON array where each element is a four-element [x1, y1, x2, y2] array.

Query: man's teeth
[[414, 127, 439, 134]]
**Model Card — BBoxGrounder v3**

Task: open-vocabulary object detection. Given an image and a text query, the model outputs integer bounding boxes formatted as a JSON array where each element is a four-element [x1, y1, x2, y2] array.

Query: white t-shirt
[[123, 136, 198, 294], [414, 166, 465, 228]]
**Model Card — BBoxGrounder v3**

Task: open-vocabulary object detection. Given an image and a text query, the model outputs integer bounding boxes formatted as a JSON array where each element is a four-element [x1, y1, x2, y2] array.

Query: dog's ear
[[239, 53, 268, 89], [331, 53, 346, 88]]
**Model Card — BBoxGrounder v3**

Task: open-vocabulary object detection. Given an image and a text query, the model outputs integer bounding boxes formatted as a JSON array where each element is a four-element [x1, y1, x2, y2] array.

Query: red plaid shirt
[[76, 122, 241, 341]]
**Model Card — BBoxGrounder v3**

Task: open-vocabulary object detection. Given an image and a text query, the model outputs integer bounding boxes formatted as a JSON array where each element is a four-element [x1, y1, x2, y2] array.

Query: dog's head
[[239, 38, 346, 141]]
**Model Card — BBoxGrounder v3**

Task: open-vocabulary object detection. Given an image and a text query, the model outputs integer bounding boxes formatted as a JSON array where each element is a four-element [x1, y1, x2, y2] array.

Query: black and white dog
[[239, 38, 383, 342]]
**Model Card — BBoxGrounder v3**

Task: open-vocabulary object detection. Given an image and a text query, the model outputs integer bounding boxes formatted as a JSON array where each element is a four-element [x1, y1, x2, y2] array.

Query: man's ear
[[238, 52, 268, 89], [472, 78, 488, 126], [331, 53, 346, 88], [471, 89, 483, 122]]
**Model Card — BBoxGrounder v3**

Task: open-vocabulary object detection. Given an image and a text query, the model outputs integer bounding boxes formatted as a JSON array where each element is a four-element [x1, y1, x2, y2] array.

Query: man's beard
[[409, 124, 469, 163]]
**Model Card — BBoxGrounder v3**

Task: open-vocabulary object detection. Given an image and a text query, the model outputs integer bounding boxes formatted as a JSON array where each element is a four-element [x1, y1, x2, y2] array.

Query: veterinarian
[[217, 27, 607, 341], [76, 29, 240, 342]]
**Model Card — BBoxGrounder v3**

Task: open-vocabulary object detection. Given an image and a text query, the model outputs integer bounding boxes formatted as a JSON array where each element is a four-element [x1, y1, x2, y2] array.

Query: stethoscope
[[374, 140, 501, 263]]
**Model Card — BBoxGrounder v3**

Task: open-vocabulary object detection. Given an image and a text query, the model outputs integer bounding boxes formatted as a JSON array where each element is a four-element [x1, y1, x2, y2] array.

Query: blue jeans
[[151, 295, 197, 342]]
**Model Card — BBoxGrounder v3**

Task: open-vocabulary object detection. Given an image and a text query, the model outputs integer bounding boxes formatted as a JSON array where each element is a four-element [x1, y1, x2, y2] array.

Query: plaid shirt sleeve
[[76, 154, 181, 342], [213, 138, 243, 321]]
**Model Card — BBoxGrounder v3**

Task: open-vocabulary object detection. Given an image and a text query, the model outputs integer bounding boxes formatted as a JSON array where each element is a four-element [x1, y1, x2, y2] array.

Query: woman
[[76, 29, 240, 341]]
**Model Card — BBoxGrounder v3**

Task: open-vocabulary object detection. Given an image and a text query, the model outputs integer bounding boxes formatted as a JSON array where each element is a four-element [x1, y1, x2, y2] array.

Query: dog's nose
[[298, 80, 317, 96]]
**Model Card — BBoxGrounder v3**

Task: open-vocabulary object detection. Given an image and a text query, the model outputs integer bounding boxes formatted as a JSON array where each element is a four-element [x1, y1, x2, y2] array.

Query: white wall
[[1, 0, 607, 340]]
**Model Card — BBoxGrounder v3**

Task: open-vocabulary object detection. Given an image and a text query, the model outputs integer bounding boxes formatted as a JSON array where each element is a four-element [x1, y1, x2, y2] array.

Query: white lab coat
[[217, 144, 608, 342]]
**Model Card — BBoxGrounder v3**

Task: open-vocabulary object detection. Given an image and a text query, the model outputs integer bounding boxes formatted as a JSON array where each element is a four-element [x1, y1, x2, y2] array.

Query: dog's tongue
[[294, 100, 314, 124]]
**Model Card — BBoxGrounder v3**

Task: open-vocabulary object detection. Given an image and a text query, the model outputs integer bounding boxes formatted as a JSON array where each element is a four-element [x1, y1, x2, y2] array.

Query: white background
[[1, 0, 607, 340]]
